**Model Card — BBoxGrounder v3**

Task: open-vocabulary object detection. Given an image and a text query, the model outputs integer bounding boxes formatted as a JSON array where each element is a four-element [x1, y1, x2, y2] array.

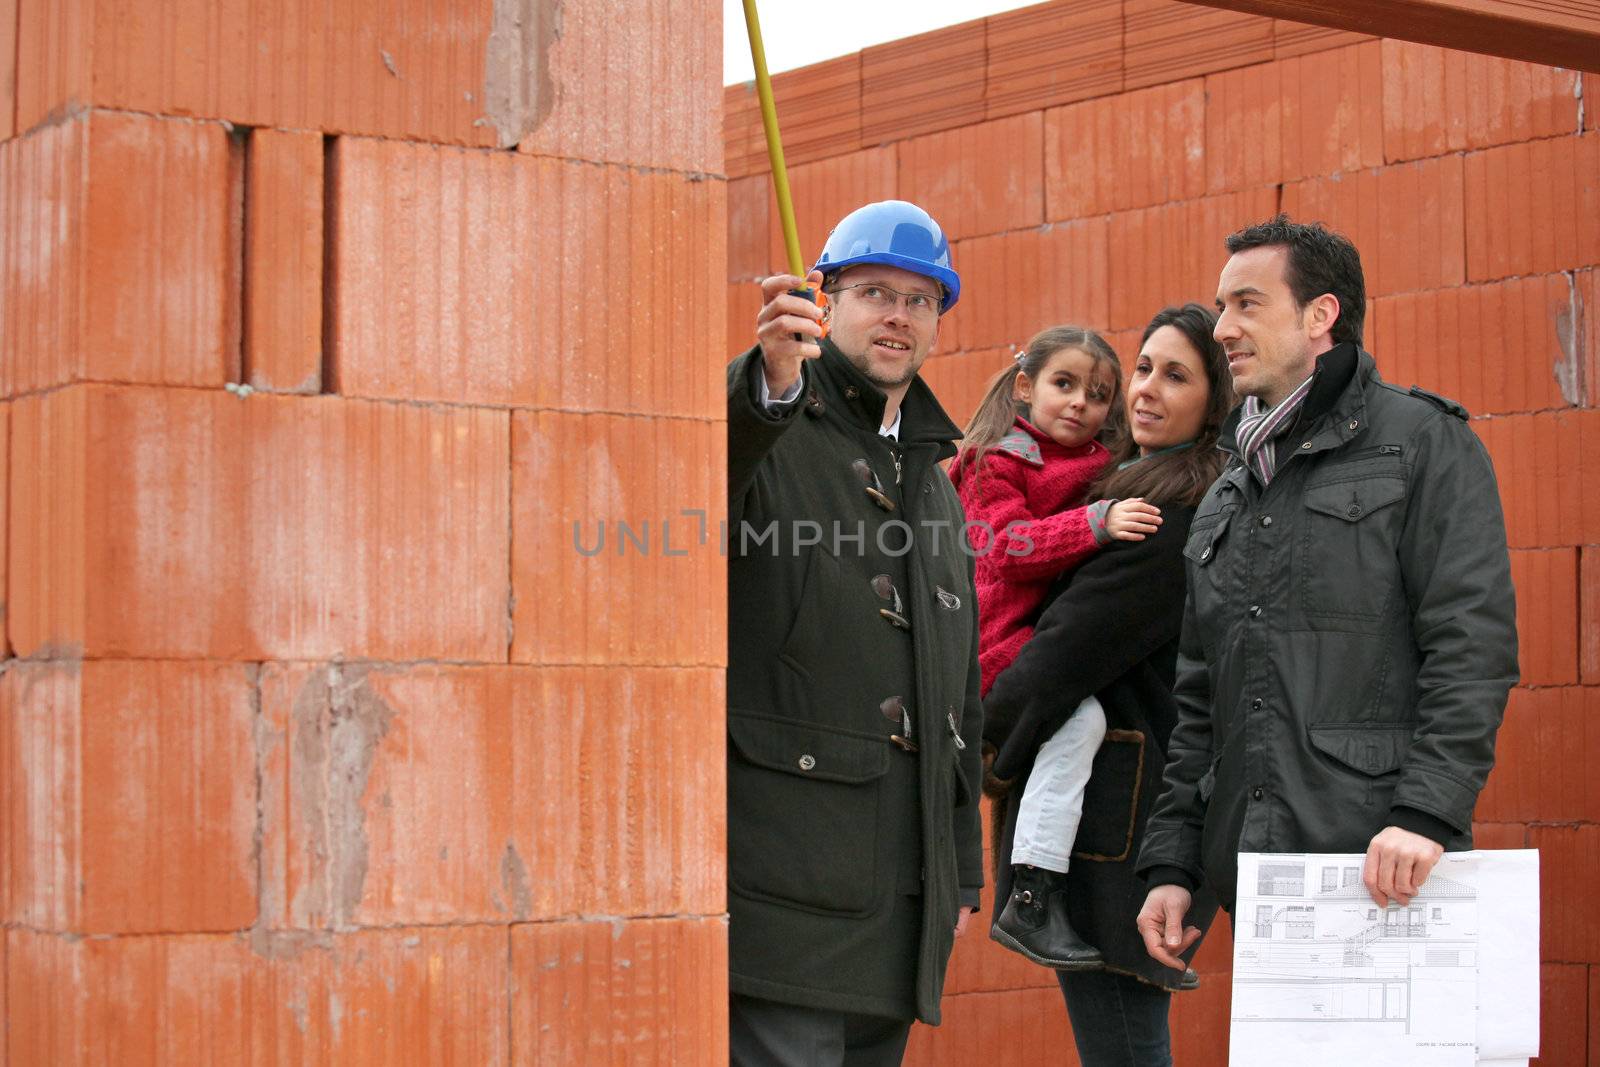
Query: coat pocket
[[1306, 722, 1411, 776], [1182, 508, 1233, 568], [1299, 471, 1406, 620], [1305, 722, 1413, 822], [1072, 729, 1146, 862], [727, 711, 892, 916]]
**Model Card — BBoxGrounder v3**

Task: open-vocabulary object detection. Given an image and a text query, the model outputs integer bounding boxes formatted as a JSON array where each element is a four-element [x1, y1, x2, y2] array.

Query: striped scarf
[[1237, 373, 1315, 486]]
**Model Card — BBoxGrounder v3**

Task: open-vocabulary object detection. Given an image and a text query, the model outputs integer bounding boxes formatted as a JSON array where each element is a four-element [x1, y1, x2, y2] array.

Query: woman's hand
[[1137, 885, 1200, 970], [1105, 498, 1162, 541]]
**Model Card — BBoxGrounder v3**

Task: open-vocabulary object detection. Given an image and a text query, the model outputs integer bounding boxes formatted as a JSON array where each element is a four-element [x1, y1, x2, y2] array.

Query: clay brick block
[[920, 349, 1014, 433], [908, 987, 1078, 1065], [1204, 63, 1283, 196], [726, 281, 763, 361], [517, 0, 720, 172], [13, 0, 90, 134], [728, 175, 772, 283], [985, 0, 1121, 121], [9, 388, 88, 652], [0, 0, 16, 141], [1207, 46, 1388, 193], [1124, 0, 1273, 91], [1046, 79, 1205, 220], [60, 0, 716, 161], [10, 385, 511, 661], [1272, 18, 1374, 59], [1107, 186, 1279, 331], [1510, 548, 1580, 685], [1588, 75, 1599, 131], [1585, 549, 1600, 684], [7, 926, 510, 1065], [899, 113, 1043, 242], [1477, 687, 1599, 823], [259, 664, 723, 930], [91, 0, 501, 149], [1279, 43, 1385, 183], [511, 917, 727, 1065], [1382, 41, 1582, 165], [511, 411, 724, 666], [1282, 155, 1465, 297], [767, 146, 898, 273], [1540, 963, 1588, 1065], [1465, 135, 1600, 283], [0, 111, 235, 397], [953, 218, 1112, 352], [725, 54, 861, 178], [1530, 824, 1600, 963], [246, 128, 322, 394], [330, 138, 722, 417], [2, 661, 257, 933], [1471, 822, 1526, 849], [861, 20, 986, 145], [1368, 274, 1580, 417], [0, 403, 7, 655], [0, 117, 85, 397], [1473, 410, 1600, 549]]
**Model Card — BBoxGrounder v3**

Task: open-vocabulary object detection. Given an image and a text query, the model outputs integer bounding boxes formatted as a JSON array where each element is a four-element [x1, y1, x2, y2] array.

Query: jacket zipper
[[1344, 444, 1403, 459]]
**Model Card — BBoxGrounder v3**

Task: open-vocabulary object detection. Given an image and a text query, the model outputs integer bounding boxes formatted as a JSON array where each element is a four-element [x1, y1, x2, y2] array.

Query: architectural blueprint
[[1229, 851, 1538, 1067]]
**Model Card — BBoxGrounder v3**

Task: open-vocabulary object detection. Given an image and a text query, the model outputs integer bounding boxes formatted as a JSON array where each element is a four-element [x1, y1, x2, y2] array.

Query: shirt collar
[[879, 408, 901, 441]]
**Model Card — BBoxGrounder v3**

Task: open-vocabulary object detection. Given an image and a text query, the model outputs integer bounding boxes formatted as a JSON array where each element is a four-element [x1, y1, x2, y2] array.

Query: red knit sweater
[[948, 418, 1112, 696]]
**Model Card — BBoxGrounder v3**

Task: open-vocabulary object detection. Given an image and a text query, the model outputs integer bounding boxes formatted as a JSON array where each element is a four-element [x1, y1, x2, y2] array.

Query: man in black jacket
[[1136, 216, 1518, 970], [726, 201, 984, 1065]]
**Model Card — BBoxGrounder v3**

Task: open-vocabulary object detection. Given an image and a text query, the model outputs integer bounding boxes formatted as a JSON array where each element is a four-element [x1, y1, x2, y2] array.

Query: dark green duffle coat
[[726, 339, 985, 1025]]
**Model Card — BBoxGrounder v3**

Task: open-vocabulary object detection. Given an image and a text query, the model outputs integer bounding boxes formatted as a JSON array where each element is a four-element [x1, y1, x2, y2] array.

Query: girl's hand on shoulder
[[1106, 498, 1162, 542]]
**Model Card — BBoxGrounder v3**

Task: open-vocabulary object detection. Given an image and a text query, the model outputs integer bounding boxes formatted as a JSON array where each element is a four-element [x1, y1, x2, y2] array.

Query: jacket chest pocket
[[1298, 469, 1406, 621], [1183, 505, 1237, 638]]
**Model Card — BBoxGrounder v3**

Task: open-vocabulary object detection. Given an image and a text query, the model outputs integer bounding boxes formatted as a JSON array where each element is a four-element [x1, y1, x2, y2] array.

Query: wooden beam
[[1187, 0, 1600, 73]]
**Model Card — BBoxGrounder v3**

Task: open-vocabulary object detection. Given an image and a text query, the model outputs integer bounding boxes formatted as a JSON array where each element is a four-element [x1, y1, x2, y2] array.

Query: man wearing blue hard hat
[[725, 200, 983, 1065]]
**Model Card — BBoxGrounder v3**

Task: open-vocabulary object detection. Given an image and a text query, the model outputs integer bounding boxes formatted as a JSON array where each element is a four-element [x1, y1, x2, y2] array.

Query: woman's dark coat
[[984, 505, 1218, 990], [726, 340, 985, 1024]]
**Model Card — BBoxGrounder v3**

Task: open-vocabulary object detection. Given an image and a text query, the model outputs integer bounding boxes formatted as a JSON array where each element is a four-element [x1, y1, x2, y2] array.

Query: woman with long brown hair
[[982, 303, 1235, 1067]]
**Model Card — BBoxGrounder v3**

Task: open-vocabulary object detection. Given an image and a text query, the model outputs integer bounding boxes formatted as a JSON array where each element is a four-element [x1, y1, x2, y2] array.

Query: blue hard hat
[[813, 200, 961, 313]]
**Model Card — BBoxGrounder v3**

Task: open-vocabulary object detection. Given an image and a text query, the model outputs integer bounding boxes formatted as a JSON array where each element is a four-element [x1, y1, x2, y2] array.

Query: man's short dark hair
[[1225, 214, 1366, 347]]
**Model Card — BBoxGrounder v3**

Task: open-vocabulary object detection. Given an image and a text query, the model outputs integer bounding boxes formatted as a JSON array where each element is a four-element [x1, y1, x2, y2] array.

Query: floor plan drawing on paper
[[1230, 853, 1481, 1067]]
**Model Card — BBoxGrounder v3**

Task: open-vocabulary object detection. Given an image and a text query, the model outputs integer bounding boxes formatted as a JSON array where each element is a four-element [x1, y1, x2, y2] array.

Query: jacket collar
[[1217, 342, 1372, 461], [808, 338, 963, 457]]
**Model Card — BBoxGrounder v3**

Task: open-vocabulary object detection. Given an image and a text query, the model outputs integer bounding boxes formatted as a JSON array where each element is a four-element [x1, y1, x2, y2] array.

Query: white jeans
[[1010, 694, 1107, 872]]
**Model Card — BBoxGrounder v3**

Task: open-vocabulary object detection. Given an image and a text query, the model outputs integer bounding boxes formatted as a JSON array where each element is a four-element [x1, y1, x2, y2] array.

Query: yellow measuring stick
[[741, 0, 809, 284]]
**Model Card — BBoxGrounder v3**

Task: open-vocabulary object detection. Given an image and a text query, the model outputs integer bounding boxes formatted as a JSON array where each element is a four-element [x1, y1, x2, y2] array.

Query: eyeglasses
[[827, 282, 942, 320]]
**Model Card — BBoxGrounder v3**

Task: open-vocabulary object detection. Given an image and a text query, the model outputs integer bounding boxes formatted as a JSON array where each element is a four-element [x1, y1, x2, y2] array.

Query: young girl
[[948, 325, 1161, 969]]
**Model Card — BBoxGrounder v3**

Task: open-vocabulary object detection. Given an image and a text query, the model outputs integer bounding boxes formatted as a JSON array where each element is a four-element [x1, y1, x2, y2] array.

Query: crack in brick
[[501, 842, 534, 920], [1555, 272, 1587, 407], [483, 0, 564, 149], [289, 664, 395, 931]]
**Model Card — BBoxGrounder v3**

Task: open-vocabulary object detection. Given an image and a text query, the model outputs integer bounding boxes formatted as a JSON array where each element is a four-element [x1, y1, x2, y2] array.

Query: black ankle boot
[[991, 865, 1104, 970]]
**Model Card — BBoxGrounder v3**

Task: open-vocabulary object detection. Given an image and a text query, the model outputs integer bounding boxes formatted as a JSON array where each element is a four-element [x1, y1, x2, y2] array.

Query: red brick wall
[[725, 3, 1597, 1062], [1, 1, 728, 1063]]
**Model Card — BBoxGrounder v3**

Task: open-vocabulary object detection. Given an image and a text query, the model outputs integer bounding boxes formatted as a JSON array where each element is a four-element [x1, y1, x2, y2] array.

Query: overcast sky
[[724, 1, 1034, 85]]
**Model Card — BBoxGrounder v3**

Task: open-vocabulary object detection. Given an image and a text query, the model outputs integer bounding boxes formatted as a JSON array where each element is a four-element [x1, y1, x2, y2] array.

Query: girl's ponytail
[[954, 361, 1026, 480]]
